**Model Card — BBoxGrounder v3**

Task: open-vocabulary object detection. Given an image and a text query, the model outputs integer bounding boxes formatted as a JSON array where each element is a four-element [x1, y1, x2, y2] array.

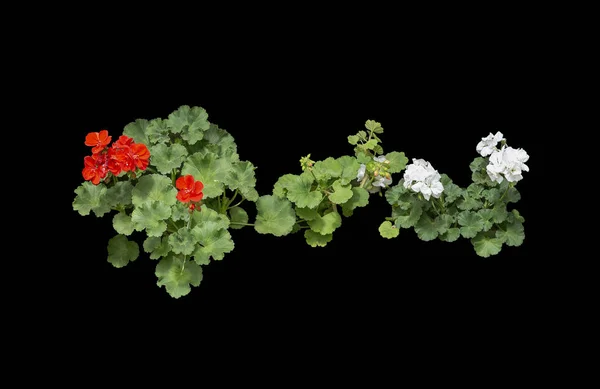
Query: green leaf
[[145, 118, 170, 144], [341, 187, 370, 217], [435, 214, 454, 235], [107, 234, 139, 268], [457, 194, 483, 211], [482, 188, 502, 203], [171, 202, 191, 223], [191, 221, 234, 264], [348, 135, 359, 145], [392, 202, 423, 229], [143, 236, 171, 259], [168, 228, 197, 255], [490, 204, 508, 224], [477, 209, 494, 232], [439, 175, 463, 203], [363, 139, 378, 150], [457, 211, 485, 239], [131, 174, 178, 207], [384, 182, 409, 206], [224, 161, 259, 202], [471, 231, 504, 258], [337, 156, 361, 185], [181, 151, 231, 199], [312, 157, 343, 182], [113, 212, 135, 235], [356, 153, 371, 164], [385, 151, 408, 173], [496, 221, 525, 247], [308, 211, 342, 235], [228, 207, 249, 229], [304, 230, 333, 247], [202, 124, 239, 159], [508, 209, 525, 223], [150, 143, 188, 174], [273, 174, 297, 198], [105, 181, 134, 208], [414, 214, 439, 241], [286, 172, 323, 209], [506, 186, 521, 203], [166, 105, 209, 144], [379, 221, 399, 239], [296, 206, 319, 221], [156, 255, 203, 299], [73, 182, 111, 217], [469, 157, 488, 173], [123, 118, 150, 145], [190, 205, 230, 230], [365, 119, 383, 133], [329, 180, 354, 204], [255, 195, 296, 236], [131, 201, 171, 237], [439, 228, 461, 242]]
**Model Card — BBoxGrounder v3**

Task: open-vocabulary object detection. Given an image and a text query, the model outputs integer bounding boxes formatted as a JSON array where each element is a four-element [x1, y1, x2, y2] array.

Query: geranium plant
[[73, 105, 529, 298]]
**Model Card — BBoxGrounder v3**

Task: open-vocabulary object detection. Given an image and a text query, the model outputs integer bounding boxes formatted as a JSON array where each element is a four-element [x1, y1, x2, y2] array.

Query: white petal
[[373, 156, 386, 163], [356, 164, 366, 181]]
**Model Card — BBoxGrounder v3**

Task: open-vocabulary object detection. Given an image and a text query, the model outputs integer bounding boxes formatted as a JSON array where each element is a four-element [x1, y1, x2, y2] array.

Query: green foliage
[[75, 107, 529, 298]]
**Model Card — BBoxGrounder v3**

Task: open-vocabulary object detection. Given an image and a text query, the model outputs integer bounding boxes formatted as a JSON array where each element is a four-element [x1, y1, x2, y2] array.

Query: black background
[[55, 16, 557, 355]]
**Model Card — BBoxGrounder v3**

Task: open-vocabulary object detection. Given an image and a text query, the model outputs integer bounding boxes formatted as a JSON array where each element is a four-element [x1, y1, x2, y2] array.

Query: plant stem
[[230, 222, 255, 227]]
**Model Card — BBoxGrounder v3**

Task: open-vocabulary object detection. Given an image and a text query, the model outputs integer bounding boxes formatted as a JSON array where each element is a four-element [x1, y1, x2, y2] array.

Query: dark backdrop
[[58, 29, 553, 351]]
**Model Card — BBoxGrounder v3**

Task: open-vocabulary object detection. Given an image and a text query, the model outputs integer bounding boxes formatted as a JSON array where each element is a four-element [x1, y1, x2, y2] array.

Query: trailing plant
[[73, 105, 529, 298]]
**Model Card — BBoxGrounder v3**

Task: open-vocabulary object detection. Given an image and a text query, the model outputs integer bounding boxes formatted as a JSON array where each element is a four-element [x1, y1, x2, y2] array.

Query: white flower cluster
[[403, 159, 444, 200], [356, 156, 393, 188], [476, 131, 505, 157], [486, 146, 530, 183], [476, 131, 530, 183]]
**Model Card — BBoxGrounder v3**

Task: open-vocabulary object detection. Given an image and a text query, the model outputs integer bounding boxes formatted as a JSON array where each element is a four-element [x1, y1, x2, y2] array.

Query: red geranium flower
[[130, 143, 151, 170], [85, 130, 112, 154], [82, 153, 109, 185], [176, 175, 204, 203]]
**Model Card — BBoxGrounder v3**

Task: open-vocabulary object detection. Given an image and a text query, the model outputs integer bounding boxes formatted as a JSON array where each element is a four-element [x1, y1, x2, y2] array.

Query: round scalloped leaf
[[123, 118, 151, 145], [385, 151, 408, 173], [439, 175, 463, 204], [224, 161, 259, 201], [191, 206, 230, 230], [471, 231, 504, 258], [496, 221, 525, 247], [439, 227, 461, 242], [143, 236, 171, 260], [254, 195, 296, 236], [107, 234, 139, 268], [113, 212, 135, 236], [228, 207, 249, 229], [458, 211, 485, 239], [145, 118, 170, 144], [414, 214, 440, 241], [379, 221, 399, 239], [105, 181, 134, 208], [385, 182, 409, 206], [329, 180, 354, 204], [312, 157, 343, 182], [296, 206, 319, 221], [308, 211, 342, 235], [131, 174, 178, 207], [131, 201, 171, 237], [477, 209, 494, 232], [191, 222, 234, 264], [348, 135, 359, 145], [150, 143, 188, 174], [304, 230, 333, 247], [168, 227, 197, 255], [392, 202, 423, 229], [337, 156, 361, 185], [469, 157, 488, 173], [156, 255, 203, 299], [490, 204, 508, 224], [73, 182, 111, 217], [341, 187, 369, 217], [166, 105, 209, 144], [286, 172, 323, 209], [181, 151, 231, 199], [273, 174, 297, 198]]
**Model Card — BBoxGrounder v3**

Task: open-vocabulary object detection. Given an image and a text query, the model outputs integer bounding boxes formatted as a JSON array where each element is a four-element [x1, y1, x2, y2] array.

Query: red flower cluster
[[82, 130, 151, 185], [176, 174, 204, 211]]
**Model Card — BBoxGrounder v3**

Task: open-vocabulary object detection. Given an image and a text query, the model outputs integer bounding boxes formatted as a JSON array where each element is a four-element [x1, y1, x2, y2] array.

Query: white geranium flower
[[356, 164, 366, 181], [486, 145, 530, 183], [373, 155, 387, 163], [372, 175, 393, 188], [402, 158, 444, 200], [476, 131, 504, 157]]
